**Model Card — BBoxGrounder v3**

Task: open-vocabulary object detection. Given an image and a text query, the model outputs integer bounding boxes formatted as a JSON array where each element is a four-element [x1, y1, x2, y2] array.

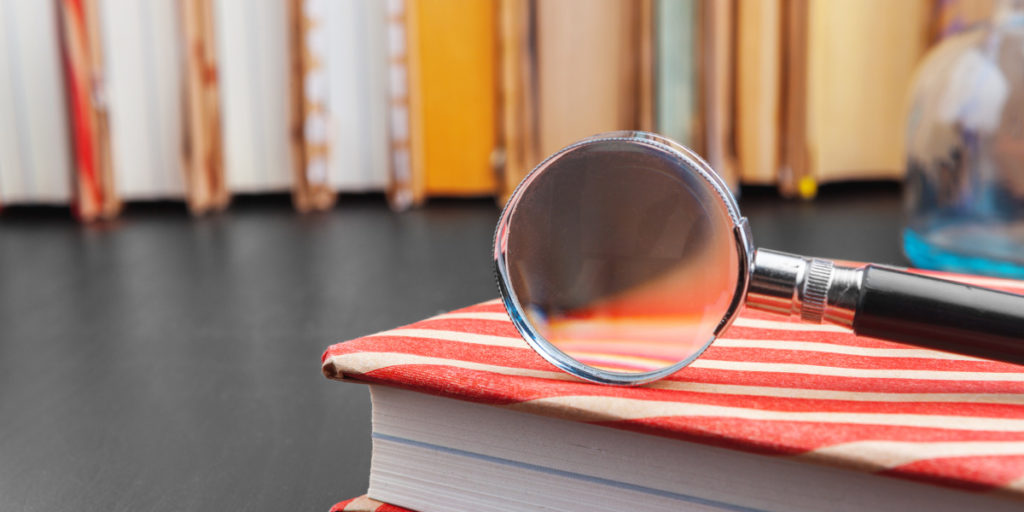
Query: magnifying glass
[[493, 131, 1024, 385]]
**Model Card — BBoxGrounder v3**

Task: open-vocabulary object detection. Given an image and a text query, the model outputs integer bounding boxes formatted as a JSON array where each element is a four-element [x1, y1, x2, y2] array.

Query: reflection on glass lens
[[505, 138, 740, 375]]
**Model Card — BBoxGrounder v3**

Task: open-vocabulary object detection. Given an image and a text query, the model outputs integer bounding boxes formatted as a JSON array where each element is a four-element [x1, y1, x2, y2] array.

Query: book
[[654, 0, 701, 153], [700, 0, 740, 193], [777, 0, 932, 197], [496, 0, 648, 202], [321, 0, 390, 196], [330, 495, 410, 512], [535, 0, 642, 158], [58, 0, 121, 221], [215, 0, 293, 194], [799, 0, 931, 186], [181, 0, 229, 215], [99, 0, 187, 201], [323, 273, 1024, 512], [289, 0, 336, 212], [399, 0, 499, 203], [384, 0, 415, 211], [494, 0, 540, 205], [735, 0, 783, 186], [0, 0, 74, 205], [636, 0, 655, 133], [290, 0, 391, 212], [779, 0, 812, 198]]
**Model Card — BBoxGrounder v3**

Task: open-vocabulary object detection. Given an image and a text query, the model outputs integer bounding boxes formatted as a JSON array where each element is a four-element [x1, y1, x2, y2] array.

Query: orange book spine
[[779, 0, 812, 198], [700, 0, 739, 192], [407, 0, 499, 198], [181, 0, 229, 215]]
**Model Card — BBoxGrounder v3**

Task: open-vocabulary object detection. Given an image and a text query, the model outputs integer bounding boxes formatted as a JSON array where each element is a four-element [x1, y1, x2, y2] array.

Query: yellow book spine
[[408, 0, 498, 198], [736, 0, 782, 185], [805, 0, 931, 182]]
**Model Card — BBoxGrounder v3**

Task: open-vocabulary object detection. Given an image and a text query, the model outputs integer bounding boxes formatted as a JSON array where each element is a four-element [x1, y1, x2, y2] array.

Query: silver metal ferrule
[[746, 249, 863, 328]]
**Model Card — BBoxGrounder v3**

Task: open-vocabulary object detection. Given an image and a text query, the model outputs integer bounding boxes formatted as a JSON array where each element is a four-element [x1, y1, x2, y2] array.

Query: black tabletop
[[0, 184, 907, 511]]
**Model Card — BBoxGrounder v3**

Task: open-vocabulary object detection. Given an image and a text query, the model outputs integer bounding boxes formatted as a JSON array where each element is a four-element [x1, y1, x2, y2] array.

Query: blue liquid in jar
[[903, 157, 1024, 279]]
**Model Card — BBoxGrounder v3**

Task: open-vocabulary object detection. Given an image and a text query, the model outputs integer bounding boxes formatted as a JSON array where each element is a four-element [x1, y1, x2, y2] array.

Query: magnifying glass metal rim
[[493, 131, 756, 385]]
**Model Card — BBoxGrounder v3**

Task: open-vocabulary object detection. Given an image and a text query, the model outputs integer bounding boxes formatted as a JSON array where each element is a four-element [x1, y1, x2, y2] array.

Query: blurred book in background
[[497, 0, 649, 201], [495, 0, 539, 205], [736, 0, 781, 187], [535, 0, 643, 157], [798, 0, 931, 194], [700, 0, 740, 192], [385, 0, 415, 211], [216, 0, 292, 195], [0, 0, 961, 219], [58, 0, 121, 221], [291, 0, 391, 213], [290, 0, 337, 212], [0, 0, 74, 206], [100, 0, 186, 202], [654, 0, 701, 157], [181, 0, 229, 214], [402, 0, 499, 206]]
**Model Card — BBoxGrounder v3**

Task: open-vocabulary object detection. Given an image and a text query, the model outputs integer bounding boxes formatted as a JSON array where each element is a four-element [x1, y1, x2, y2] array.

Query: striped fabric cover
[[322, 271, 1024, 497], [330, 495, 410, 512]]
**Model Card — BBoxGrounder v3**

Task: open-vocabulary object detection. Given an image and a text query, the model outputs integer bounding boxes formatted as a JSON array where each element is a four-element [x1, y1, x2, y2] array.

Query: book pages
[[99, 0, 186, 200], [0, 0, 73, 205], [215, 0, 293, 193], [324, 0, 390, 193]]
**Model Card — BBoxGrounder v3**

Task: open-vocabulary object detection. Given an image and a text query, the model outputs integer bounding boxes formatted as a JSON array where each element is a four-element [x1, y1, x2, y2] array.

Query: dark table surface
[[0, 184, 907, 511]]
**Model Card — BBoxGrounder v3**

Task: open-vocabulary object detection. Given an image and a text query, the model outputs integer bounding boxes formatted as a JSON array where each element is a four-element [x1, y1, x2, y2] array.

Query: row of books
[[0, 0, 993, 220]]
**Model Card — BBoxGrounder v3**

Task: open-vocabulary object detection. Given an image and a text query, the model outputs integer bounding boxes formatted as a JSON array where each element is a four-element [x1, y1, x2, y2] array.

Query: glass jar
[[904, 1, 1024, 278]]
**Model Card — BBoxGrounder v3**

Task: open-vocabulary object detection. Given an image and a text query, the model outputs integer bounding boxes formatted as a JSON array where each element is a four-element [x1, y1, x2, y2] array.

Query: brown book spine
[[496, 0, 540, 205], [58, 0, 120, 221], [535, 0, 641, 157], [289, 0, 337, 213], [701, 0, 740, 193], [385, 0, 420, 211], [636, 0, 655, 133], [181, 0, 229, 215], [779, 0, 813, 198]]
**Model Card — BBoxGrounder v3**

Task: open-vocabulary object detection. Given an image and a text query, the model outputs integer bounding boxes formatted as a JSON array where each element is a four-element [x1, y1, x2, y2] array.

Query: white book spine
[[215, 0, 292, 193], [325, 0, 390, 192], [99, 0, 186, 200], [0, 0, 73, 204]]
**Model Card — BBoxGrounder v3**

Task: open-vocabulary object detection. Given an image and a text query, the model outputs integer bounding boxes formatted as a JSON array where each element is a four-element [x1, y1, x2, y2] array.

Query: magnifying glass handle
[[854, 266, 1024, 363], [748, 249, 1024, 364]]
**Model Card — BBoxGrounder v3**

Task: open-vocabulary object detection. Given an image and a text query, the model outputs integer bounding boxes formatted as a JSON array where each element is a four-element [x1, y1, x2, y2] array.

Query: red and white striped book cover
[[322, 271, 1024, 497], [331, 495, 411, 512]]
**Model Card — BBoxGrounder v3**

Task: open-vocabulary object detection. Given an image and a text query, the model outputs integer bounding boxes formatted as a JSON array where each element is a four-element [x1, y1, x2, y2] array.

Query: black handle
[[853, 266, 1024, 364]]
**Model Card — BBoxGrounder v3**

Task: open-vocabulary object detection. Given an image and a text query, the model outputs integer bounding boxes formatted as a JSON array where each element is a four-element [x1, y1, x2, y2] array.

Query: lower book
[[323, 272, 1024, 512], [330, 495, 410, 512]]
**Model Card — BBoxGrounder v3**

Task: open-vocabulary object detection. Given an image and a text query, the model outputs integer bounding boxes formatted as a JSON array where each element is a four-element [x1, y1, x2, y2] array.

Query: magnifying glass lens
[[505, 139, 741, 375]]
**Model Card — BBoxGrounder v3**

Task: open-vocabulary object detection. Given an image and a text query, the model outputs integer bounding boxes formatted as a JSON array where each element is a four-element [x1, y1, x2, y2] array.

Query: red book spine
[[58, 0, 120, 221]]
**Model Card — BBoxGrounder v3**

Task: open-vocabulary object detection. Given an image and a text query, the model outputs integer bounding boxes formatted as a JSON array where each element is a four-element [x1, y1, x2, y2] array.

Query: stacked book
[[322, 270, 1024, 511]]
